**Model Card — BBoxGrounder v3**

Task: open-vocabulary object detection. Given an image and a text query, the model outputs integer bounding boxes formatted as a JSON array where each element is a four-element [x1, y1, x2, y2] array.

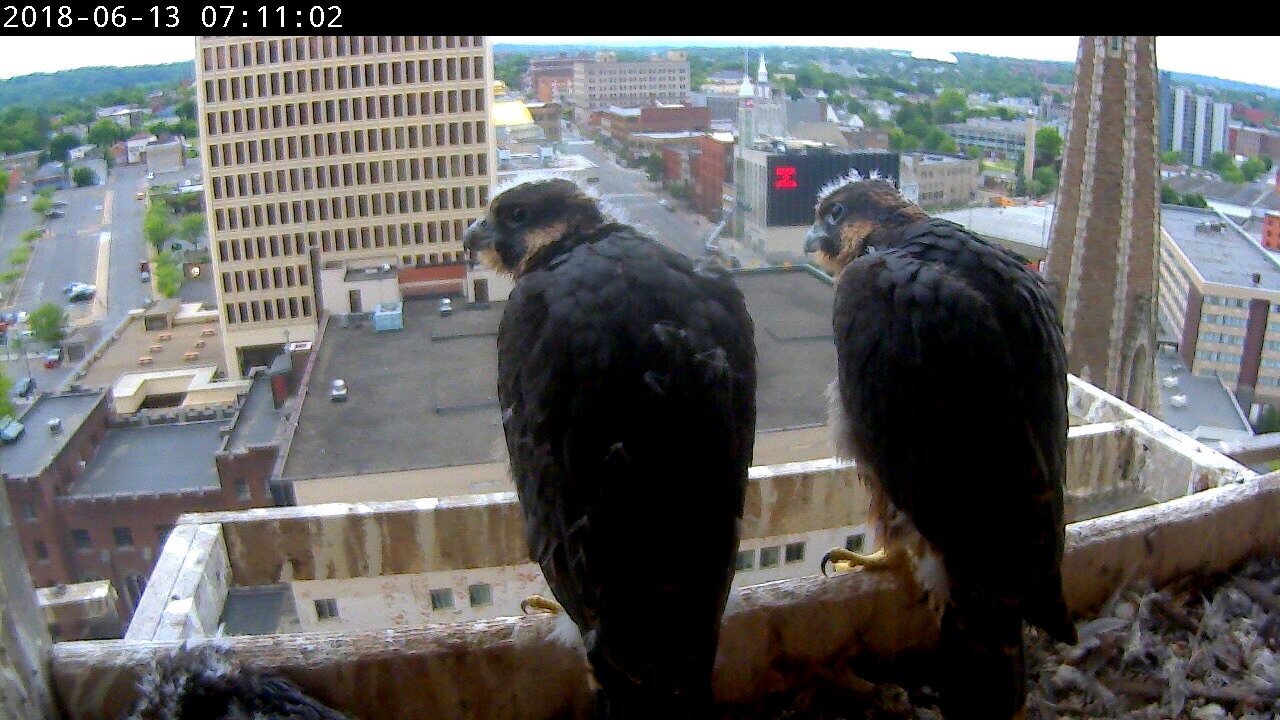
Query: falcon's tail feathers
[[936, 598, 1027, 720]]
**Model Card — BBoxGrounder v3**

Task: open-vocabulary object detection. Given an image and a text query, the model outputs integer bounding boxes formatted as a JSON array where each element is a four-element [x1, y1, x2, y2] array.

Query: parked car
[[17, 195, 27, 203], [51, 200, 67, 208], [68, 284, 96, 303], [43, 347, 62, 369], [13, 376, 35, 399], [45, 209, 64, 219], [439, 297, 453, 317], [330, 379, 348, 402]]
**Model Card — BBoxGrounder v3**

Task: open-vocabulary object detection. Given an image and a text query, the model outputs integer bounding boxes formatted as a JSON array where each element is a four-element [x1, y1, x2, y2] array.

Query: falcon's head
[[463, 178, 611, 278], [803, 177, 927, 275]]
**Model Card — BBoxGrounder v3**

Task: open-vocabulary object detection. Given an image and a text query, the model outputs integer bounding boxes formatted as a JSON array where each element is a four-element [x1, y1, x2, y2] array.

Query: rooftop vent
[[48, 417, 62, 435], [1170, 394, 1188, 408], [1253, 272, 1263, 285]]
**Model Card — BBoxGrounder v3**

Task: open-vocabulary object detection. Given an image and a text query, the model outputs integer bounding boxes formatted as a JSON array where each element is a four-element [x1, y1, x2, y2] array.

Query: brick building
[[1264, 211, 1280, 252], [1231, 125, 1280, 160], [0, 376, 283, 636], [525, 101, 562, 142], [1046, 36, 1160, 412], [526, 53, 589, 103], [690, 133, 734, 218], [570, 51, 690, 124], [595, 105, 710, 144]]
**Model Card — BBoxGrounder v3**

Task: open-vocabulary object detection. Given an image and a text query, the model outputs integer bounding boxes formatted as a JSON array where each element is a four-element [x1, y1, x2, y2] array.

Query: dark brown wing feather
[[834, 218, 1071, 640], [497, 228, 756, 710]]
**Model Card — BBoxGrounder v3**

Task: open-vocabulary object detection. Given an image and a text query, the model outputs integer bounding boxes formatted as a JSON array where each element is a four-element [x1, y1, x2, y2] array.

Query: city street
[[2, 162, 155, 401], [565, 137, 713, 260]]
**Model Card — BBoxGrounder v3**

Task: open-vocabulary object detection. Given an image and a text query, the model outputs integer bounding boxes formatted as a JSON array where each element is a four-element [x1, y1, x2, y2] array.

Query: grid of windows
[[196, 36, 493, 359]]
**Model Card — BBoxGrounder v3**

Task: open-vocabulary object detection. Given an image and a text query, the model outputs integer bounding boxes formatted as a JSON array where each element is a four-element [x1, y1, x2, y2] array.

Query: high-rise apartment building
[[195, 36, 496, 376], [1167, 84, 1232, 166]]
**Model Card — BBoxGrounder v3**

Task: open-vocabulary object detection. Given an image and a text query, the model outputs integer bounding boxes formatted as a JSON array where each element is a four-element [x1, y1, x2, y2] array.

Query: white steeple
[[757, 55, 768, 85], [738, 75, 755, 98]]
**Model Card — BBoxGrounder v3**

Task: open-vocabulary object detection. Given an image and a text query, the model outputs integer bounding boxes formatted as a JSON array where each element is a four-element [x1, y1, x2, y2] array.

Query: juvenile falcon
[[804, 175, 1077, 719], [463, 178, 757, 719]]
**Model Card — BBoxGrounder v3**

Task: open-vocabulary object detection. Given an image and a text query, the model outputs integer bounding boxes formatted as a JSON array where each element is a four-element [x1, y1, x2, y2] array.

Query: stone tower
[[1044, 36, 1161, 412]]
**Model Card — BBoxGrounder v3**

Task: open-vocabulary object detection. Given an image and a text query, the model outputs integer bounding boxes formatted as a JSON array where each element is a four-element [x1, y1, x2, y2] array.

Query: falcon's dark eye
[[825, 204, 845, 226], [508, 206, 529, 226]]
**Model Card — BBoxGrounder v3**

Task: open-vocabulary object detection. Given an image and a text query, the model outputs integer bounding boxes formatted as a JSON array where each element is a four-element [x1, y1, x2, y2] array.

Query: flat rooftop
[[69, 420, 227, 497], [1161, 205, 1280, 291], [225, 375, 282, 453], [80, 313, 226, 389], [0, 391, 105, 479], [735, 267, 837, 430], [281, 296, 507, 481], [282, 267, 839, 481], [1153, 350, 1251, 437], [934, 204, 1054, 254]]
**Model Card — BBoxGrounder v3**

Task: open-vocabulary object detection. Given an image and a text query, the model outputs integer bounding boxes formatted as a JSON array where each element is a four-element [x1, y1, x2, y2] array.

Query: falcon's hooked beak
[[803, 222, 828, 255], [463, 217, 495, 270]]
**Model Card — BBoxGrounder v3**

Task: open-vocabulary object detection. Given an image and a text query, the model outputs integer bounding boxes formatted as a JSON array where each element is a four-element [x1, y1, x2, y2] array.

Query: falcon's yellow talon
[[520, 594, 564, 615], [820, 547, 889, 576]]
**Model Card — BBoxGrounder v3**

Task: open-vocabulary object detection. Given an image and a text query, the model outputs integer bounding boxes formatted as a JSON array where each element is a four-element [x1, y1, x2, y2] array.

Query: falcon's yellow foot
[[520, 594, 564, 615], [820, 547, 890, 577]]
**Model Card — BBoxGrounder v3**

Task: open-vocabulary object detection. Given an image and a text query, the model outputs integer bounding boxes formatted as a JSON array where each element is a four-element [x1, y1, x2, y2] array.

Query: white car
[[330, 379, 348, 402], [68, 284, 96, 303], [17, 196, 27, 203]]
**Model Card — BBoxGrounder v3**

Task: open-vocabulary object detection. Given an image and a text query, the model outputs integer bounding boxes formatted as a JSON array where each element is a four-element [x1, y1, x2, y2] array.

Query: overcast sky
[[0, 36, 1273, 90]]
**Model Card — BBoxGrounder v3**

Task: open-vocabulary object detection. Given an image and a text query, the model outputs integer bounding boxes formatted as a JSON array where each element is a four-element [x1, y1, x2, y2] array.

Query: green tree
[[154, 252, 182, 298], [0, 370, 13, 419], [1160, 150, 1183, 165], [31, 195, 51, 216], [934, 88, 967, 125], [966, 146, 982, 160], [1182, 193, 1209, 209], [494, 53, 529, 92], [144, 206, 174, 252], [175, 98, 196, 121], [1241, 157, 1267, 183], [72, 166, 96, 187], [1263, 156, 1274, 172], [177, 213, 206, 245], [48, 132, 81, 163], [1221, 165, 1245, 184], [1031, 166, 1059, 197], [923, 127, 957, 154], [8, 246, 29, 266], [1209, 151, 1235, 175], [1161, 183, 1180, 204], [87, 118, 125, 148], [28, 302, 67, 345], [888, 128, 920, 152], [641, 154, 665, 184], [1034, 127, 1064, 168], [20, 229, 41, 244]]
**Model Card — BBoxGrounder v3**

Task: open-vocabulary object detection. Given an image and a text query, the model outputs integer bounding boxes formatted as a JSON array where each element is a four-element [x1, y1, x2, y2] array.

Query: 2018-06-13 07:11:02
[[196, 5, 344, 28]]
